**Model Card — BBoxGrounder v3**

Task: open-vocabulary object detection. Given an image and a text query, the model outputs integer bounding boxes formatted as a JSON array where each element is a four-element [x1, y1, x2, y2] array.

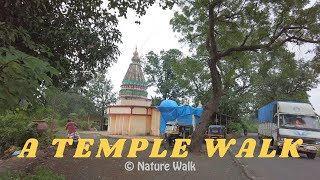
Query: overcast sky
[[108, 5, 320, 114]]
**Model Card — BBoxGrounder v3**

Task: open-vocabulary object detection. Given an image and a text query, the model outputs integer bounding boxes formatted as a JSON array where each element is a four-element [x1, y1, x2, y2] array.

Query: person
[[294, 117, 305, 128], [243, 129, 248, 136], [66, 120, 78, 138]]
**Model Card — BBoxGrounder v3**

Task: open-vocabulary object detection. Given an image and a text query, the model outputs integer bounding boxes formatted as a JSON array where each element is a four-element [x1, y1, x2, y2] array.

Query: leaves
[[0, 47, 58, 110], [85, 71, 116, 116], [143, 49, 187, 101]]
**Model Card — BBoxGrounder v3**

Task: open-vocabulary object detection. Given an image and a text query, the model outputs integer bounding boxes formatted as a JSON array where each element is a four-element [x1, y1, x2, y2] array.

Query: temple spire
[[132, 46, 140, 62], [117, 47, 149, 104]]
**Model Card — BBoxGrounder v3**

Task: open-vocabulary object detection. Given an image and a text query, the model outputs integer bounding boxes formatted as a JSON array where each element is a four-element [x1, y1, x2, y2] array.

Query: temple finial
[[132, 46, 140, 62]]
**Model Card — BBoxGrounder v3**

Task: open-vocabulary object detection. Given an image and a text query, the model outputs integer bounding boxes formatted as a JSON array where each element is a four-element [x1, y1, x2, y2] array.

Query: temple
[[106, 48, 160, 136], [106, 48, 204, 136]]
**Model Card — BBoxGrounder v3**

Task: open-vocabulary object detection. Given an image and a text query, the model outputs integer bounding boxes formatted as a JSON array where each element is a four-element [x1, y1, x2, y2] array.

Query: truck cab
[[258, 101, 320, 159]]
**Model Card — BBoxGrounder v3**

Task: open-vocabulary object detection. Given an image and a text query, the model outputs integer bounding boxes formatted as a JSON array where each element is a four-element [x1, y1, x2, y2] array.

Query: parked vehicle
[[204, 125, 227, 143], [163, 121, 193, 149], [258, 101, 320, 159]]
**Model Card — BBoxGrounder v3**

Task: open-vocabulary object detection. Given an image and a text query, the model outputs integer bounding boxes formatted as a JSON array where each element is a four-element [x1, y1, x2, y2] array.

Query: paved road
[[41, 132, 248, 180], [230, 133, 320, 180]]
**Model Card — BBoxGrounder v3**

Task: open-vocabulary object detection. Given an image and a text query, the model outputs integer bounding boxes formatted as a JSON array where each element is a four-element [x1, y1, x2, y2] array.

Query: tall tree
[[86, 71, 116, 130], [143, 49, 187, 101], [171, 0, 320, 152]]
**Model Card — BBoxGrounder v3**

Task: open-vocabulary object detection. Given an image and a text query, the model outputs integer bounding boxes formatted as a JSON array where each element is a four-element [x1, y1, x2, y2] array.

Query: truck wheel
[[276, 146, 281, 155], [306, 152, 316, 159]]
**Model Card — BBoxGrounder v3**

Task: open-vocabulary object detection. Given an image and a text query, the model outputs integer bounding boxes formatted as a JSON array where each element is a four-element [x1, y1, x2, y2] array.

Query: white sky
[[108, 5, 320, 114]]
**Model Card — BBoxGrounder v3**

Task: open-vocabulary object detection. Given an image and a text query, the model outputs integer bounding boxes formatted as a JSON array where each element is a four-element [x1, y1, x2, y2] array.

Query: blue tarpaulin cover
[[156, 100, 203, 134], [258, 102, 276, 123]]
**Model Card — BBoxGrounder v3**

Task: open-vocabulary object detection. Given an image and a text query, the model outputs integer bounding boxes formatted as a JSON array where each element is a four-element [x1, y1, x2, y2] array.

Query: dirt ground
[[1, 132, 248, 180]]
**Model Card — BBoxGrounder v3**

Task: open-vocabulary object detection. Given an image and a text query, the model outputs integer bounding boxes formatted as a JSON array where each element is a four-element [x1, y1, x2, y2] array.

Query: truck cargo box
[[258, 102, 276, 123]]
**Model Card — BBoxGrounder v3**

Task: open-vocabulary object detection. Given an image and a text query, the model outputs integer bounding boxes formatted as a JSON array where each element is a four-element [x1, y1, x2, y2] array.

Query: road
[[41, 132, 248, 180], [230, 133, 320, 180]]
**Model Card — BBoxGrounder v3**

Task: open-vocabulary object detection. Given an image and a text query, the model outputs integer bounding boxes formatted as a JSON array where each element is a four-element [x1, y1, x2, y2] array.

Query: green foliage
[[172, 55, 211, 104], [0, 47, 58, 110], [77, 121, 92, 131], [38, 131, 57, 147], [44, 87, 98, 121], [85, 71, 116, 119], [170, 1, 320, 124], [2, 167, 65, 180], [151, 96, 163, 106], [228, 121, 244, 132], [252, 48, 319, 108], [0, 0, 176, 89], [0, 111, 38, 153], [143, 49, 187, 100]]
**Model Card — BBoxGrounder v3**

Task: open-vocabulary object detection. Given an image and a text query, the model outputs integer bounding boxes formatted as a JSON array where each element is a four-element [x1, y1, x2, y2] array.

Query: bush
[[38, 131, 57, 147], [228, 121, 243, 133], [77, 121, 92, 130], [0, 111, 38, 154]]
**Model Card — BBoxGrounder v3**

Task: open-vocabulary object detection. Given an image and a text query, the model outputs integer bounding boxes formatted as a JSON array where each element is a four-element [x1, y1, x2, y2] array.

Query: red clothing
[[66, 122, 77, 134]]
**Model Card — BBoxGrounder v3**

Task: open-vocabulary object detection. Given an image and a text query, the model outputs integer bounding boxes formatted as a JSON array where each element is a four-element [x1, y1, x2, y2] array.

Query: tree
[[0, 0, 176, 89], [86, 71, 116, 130], [45, 87, 97, 120], [173, 55, 212, 104], [171, 0, 320, 152], [252, 47, 319, 107], [143, 49, 187, 101], [0, 0, 176, 110], [0, 47, 58, 110]]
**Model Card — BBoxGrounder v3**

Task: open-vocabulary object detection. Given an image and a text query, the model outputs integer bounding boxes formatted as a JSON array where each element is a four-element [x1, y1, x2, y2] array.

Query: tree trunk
[[190, 1, 223, 153], [190, 59, 222, 152]]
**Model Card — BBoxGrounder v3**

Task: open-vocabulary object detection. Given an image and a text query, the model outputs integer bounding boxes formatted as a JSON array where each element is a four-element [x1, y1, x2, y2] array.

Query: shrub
[[228, 121, 243, 133], [38, 131, 57, 147], [0, 111, 38, 154], [77, 121, 92, 130]]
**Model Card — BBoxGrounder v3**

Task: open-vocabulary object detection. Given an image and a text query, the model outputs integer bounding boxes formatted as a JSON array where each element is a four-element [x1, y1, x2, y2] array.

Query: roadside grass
[[1, 167, 65, 180], [317, 151, 320, 157]]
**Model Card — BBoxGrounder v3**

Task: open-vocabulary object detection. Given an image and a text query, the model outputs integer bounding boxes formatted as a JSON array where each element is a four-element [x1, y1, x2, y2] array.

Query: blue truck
[[258, 101, 320, 159]]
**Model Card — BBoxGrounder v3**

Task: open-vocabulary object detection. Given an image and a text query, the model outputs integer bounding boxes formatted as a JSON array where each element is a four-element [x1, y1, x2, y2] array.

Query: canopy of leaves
[[1, 0, 123, 89], [170, 0, 320, 119], [143, 49, 187, 101], [0, 47, 58, 110], [0, 0, 177, 89], [44, 87, 98, 119], [85, 71, 116, 116]]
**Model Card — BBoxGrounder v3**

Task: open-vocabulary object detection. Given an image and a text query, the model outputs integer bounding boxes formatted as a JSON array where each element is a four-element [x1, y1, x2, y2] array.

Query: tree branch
[[219, 25, 318, 57]]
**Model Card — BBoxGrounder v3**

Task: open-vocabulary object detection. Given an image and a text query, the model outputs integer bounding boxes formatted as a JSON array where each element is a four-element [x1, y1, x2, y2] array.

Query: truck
[[258, 101, 320, 159]]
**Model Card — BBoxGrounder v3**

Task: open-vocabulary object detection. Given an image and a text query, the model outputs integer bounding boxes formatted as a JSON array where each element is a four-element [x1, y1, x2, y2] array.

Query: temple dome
[[159, 100, 178, 107]]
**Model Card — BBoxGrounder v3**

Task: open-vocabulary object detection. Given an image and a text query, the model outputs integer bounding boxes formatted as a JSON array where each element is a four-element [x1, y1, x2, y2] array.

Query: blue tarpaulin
[[156, 100, 203, 134], [258, 102, 276, 123]]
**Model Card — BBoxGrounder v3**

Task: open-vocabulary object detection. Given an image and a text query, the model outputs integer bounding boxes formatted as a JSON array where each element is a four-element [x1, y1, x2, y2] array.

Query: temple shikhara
[[116, 48, 151, 106]]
